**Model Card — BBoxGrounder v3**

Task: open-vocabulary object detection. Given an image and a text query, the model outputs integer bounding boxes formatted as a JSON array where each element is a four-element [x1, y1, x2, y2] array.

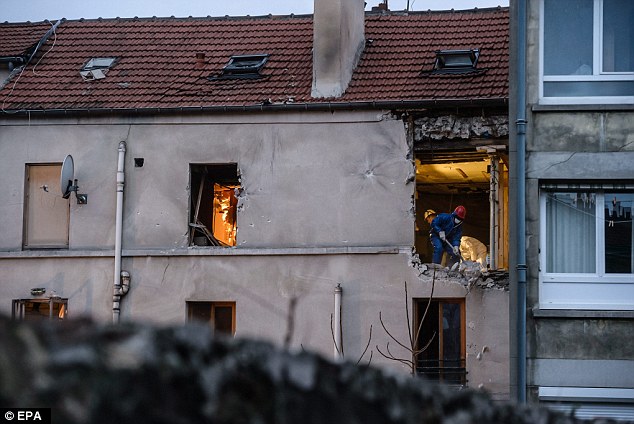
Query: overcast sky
[[3, 0, 508, 22]]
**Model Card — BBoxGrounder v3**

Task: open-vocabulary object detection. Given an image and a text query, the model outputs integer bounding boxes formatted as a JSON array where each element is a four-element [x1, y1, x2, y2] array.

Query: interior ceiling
[[416, 157, 491, 194]]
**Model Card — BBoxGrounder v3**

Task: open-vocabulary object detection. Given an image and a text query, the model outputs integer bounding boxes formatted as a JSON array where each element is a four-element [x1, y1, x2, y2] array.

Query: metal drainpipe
[[113, 141, 127, 323], [334, 284, 343, 361], [516, 0, 528, 404]]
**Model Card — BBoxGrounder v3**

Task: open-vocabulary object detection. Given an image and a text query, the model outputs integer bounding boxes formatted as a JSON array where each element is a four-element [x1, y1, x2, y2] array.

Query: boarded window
[[24, 164, 70, 248], [187, 301, 236, 335], [189, 164, 239, 247], [415, 298, 466, 386]]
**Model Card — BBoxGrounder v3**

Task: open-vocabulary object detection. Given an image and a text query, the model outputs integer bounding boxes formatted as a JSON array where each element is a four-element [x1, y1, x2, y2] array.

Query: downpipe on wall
[[516, 0, 528, 404], [113, 141, 129, 324], [334, 284, 343, 361]]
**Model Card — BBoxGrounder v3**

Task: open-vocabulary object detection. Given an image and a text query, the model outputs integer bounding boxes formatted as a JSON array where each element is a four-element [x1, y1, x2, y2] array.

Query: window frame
[[189, 163, 240, 247], [23, 163, 70, 249], [414, 298, 467, 386], [539, 0, 634, 105], [186, 301, 236, 336], [539, 185, 634, 310]]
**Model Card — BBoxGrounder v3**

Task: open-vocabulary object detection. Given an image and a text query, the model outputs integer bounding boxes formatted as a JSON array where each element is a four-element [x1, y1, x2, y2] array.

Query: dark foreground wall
[[0, 317, 613, 424]]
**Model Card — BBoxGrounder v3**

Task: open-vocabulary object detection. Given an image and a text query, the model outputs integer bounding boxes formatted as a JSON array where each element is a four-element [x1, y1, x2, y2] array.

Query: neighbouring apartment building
[[1, 0, 511, 398], [510, 0, 634, 419]]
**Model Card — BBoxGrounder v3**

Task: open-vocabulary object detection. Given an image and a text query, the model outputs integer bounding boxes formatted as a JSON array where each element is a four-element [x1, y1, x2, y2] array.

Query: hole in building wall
[[134, 158, 144, 167], [189, 164, 240, 247], [414, 149, 509, 269]]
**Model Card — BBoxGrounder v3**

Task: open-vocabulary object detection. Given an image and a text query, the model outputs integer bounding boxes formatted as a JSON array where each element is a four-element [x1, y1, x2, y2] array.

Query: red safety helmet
[[454, 205, 466, 220]]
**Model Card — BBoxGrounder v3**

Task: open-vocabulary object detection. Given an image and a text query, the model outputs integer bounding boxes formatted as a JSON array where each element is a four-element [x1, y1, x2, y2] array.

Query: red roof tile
[[0, 21, 53, 58], [0, 8, 508, 113]]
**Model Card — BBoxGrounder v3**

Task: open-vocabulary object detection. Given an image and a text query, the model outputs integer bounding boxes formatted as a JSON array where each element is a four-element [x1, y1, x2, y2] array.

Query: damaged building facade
[[0, 0, 510, 398], [510, 0, 634, 419]]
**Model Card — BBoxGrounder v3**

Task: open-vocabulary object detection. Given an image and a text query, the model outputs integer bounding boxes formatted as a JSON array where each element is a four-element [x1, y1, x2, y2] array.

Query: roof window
[[80, 57, 117, 81], [210, 54, 269, 80], [431, 49, 481, 74]]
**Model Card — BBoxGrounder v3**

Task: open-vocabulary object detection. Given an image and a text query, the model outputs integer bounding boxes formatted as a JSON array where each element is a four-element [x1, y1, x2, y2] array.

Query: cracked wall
[[0, 109, 508, 398]]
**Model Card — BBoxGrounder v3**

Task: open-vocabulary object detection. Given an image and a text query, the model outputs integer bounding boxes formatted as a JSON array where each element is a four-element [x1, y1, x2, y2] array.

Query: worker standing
[[428, 206, 467, 264]]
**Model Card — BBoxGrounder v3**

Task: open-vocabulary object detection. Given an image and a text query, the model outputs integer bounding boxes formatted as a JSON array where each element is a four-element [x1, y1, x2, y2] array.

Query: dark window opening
[[415, 298, 466, 386], [187, 301, 235, 336], [426, 49, 482, 75], [210, 54, 269, 80], [189, 164, 240, 247]]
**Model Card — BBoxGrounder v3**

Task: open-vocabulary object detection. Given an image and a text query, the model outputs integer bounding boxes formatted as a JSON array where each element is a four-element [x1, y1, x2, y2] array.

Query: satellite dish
[[61, 154, 75, 199]]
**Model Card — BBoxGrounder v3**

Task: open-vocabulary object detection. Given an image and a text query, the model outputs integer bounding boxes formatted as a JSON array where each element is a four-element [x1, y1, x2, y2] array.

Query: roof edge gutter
[[1, 98, 509, 118]]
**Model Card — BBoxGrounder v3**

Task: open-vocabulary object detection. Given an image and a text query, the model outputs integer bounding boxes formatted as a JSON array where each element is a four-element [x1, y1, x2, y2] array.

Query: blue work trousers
[[431, 234, 459, 264]]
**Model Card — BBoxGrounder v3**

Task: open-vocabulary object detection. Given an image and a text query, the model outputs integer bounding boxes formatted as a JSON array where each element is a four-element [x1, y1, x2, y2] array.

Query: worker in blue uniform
[[428, 206, 466, 264]]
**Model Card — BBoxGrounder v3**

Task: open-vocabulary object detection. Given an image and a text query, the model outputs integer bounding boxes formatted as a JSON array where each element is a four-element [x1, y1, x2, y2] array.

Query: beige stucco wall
[[0, 109, 509, 398]]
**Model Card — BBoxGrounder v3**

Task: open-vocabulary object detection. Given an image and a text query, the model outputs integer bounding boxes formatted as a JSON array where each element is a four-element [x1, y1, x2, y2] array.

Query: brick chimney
[[312, 0, 365, 98]]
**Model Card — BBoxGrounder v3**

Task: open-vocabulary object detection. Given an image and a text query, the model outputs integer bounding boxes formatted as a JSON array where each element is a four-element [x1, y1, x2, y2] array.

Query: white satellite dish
[[60, 154, 87, 204], [61, 155, 75, 198]]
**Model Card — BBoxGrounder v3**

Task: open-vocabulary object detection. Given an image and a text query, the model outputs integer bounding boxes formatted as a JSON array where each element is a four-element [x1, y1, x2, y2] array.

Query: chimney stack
[[312, 0, 365, 98], [195, 52, 206, 69]]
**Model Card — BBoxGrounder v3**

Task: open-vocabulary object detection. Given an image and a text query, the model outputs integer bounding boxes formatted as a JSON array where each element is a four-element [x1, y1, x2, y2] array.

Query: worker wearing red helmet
[[429, 205, 466, 264]]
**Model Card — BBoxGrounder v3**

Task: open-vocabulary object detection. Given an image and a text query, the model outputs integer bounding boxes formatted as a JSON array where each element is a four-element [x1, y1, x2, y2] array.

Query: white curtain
[[546, 192, 596, 273]]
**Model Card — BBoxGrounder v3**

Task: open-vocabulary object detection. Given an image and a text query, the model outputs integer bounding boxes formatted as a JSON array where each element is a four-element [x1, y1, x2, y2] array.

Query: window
[[187, 301, 235, 335], [80, 57, 117, 80], [12, 298, 68, 321], [24, 164, 70, 248], [539, 184, 634, 310], [432, 49, 480, 74], [541, 0, 634, 104], [189, 164, 240, 247], [82, 57, 117, 71], [209, 54, 269, 80], [415, 298, 466, 386]]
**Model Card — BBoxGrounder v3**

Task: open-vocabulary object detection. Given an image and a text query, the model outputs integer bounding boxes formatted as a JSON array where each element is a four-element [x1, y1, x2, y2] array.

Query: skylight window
[[432, 49, 480, 74], [80, 57, 117, 81], [210, 54, 269, 80]]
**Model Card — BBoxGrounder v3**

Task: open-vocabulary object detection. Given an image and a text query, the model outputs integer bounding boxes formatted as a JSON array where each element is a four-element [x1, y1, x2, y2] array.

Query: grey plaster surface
[[529, 359, 634, 388], [0, 109, 509, 397]]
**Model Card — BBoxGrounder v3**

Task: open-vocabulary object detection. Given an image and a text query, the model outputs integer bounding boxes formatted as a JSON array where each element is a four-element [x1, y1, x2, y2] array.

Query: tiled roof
[[0, 8, 508, 113], [0, 21, 54, 58]]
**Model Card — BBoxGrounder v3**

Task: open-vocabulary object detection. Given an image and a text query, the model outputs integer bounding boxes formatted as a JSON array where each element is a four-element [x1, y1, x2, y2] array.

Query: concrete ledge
[[532, 307, 634, 319], [532, 104, 634, 112], [0, 246, 405, 259]]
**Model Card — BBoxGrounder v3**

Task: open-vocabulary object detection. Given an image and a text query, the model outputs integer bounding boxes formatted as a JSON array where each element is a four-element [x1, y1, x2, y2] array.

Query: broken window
[[414, 147, 509, 270], [415, 298, 466, 386], [24, 164, 70, 248], [80, 57, 116, 80], [187, 301, 236, 336], [12, 298, 68, 321], [209, 54, 269, 80], [189, 164, 239, 247]]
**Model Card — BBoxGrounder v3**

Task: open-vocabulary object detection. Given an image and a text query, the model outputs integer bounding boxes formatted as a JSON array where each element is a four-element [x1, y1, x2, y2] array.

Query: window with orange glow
[[189, 164, 240, 247]]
